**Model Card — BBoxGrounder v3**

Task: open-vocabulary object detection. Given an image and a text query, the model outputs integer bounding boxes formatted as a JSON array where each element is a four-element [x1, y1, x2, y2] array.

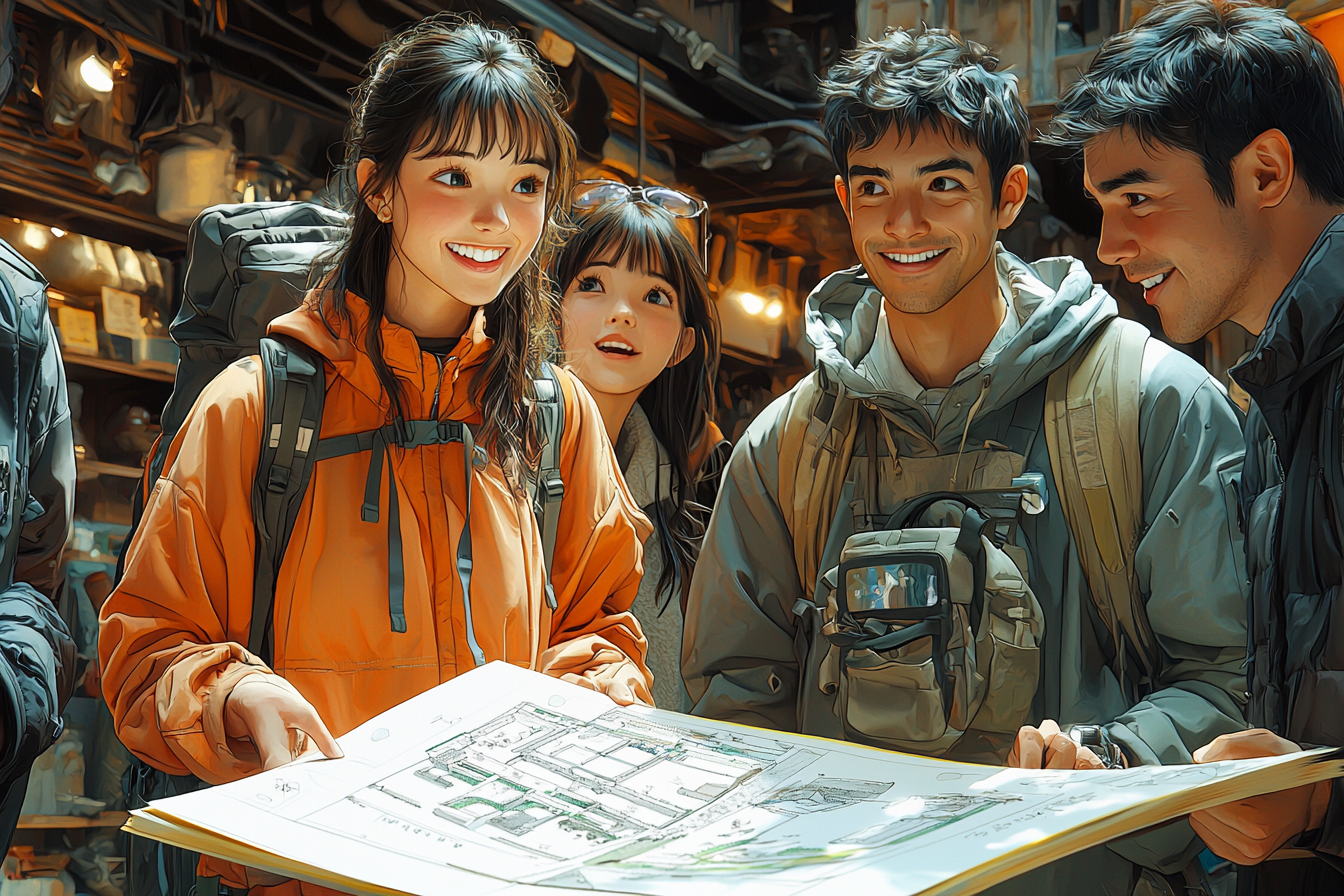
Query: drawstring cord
[[950, 374, 992, 489], [351, 417, 487, 665]]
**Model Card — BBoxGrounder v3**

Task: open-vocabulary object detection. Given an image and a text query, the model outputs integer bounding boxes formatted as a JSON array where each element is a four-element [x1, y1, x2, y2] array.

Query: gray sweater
[[616, 403, 692, 713]]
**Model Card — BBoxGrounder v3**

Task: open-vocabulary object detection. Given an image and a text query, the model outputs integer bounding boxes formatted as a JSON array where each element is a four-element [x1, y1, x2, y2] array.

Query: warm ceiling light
[[78, 54, 114, 93], [21, 224, 49, 252], [49, 227, 66, 238], [738, 291, 765, 315], [765, 300, 784, 319]]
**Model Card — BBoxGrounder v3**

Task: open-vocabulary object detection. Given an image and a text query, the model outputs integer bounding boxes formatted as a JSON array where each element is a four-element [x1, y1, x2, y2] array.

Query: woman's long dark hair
[[322, 15, 574, 477], [554, 202, 721, 609]]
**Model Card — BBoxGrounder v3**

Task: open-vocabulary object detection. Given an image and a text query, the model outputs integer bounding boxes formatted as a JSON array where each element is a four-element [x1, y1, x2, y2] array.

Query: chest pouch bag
[[816, 486, 1045, 757]]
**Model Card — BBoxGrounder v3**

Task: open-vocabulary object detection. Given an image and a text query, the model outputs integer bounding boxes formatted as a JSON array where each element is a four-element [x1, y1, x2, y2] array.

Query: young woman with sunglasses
[[557, 185, 727, 712], [100, 22, 654, 891]]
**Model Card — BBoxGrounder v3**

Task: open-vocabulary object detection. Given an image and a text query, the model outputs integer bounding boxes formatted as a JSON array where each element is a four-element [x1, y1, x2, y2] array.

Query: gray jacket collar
[[806, 246, 1117, 436]]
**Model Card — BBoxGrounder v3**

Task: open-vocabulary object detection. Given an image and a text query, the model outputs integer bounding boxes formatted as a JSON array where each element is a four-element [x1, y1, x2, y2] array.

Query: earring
[[377, 207, 391, 223]]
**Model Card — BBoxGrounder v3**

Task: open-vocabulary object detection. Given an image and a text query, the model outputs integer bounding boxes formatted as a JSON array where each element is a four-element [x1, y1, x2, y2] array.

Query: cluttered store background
[[3, 0, 1344, 892]]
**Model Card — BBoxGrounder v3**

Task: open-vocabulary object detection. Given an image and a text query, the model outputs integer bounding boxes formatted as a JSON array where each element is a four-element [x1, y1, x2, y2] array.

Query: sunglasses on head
[[571, 180, 711, 271]]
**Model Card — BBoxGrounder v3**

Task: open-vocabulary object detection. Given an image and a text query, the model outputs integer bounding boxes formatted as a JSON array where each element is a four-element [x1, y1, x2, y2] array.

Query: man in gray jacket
[[683, 27, 1248, 896]]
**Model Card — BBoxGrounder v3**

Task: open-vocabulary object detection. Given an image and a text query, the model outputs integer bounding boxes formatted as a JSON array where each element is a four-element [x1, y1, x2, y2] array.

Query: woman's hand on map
[[224, 674, 345, 771], [1007, 719, 1107, 770], [1189, 729, 1332, 864]]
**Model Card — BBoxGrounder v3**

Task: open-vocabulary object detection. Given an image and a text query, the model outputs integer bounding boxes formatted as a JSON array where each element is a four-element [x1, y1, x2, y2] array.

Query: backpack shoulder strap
[[777, 369, 862, 598], [1043, 316, 1160, 686], [532, 362, 566, 610], [251, 334, 326, 663]]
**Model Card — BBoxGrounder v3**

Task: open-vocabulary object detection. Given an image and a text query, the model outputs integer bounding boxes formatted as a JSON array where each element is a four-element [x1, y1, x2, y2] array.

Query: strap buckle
[[396, 419, 465, 449], [543, 471, 564, 502]]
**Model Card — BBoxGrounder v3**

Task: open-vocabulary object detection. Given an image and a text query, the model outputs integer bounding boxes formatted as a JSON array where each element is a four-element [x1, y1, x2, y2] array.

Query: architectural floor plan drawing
[[299, 695, 1027, 893], [131, 663, 1344, 896], [331, 701, 813, 869]]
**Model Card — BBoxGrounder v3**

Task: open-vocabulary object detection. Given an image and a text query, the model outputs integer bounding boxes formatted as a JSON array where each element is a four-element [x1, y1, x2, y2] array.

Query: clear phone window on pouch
[[846, 561, 942, 612]]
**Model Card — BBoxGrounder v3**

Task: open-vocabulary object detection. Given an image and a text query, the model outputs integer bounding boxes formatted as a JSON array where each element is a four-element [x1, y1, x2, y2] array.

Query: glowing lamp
[[78, 54, 114, 94], [737, 291, 765, 315], [21, 225, 49, 252], [765, 300, 784, 319]]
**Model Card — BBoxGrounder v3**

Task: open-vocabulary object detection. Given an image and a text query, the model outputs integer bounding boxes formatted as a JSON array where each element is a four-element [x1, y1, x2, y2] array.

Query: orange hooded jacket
[[99, 293, 653, 893]]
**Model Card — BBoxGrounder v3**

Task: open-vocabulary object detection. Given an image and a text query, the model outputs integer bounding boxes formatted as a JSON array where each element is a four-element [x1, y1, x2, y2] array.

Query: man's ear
[[668, 325, 696, 367], [1233, 129, 1295, 211], [835, 174, 853, 223], [356, 158, 393, 222], [994, 163, 1030, 230]]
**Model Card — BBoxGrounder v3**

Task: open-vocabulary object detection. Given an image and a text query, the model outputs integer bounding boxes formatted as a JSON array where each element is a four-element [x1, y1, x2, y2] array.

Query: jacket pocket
[[968, 635, 1040, 733], [840, 652, 949, 745]]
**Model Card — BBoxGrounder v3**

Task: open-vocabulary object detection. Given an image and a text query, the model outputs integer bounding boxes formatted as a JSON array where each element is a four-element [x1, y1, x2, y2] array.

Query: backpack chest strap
[[313, 417, 486, 666]]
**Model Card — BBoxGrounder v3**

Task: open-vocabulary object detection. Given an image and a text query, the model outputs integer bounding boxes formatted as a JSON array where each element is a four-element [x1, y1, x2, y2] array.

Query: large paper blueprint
[[133, 663, 1344, 896]]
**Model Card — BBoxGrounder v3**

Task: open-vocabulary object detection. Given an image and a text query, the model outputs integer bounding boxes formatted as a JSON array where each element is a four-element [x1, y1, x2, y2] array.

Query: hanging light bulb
[[78, 54, 114, 94]]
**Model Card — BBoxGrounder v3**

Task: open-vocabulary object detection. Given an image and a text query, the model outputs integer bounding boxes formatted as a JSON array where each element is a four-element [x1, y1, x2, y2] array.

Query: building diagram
[[301, 697, 1038, 894], [324, 702, 814, 867]]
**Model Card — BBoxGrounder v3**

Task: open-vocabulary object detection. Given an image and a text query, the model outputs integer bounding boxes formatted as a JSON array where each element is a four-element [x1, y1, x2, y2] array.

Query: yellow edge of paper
[[125, 810, 413, 896], [918, 749, 1344, 896]]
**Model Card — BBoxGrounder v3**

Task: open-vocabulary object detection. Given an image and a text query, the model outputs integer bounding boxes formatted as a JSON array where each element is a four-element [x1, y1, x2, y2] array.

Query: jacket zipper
[[427, 351, 488, 667]]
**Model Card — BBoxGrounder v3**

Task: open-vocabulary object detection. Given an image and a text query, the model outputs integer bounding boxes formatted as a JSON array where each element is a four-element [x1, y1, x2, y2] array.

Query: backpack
[[783, 316, 1158, 759], [117, 201, 568, 896], [815, 489, 1044, 755]]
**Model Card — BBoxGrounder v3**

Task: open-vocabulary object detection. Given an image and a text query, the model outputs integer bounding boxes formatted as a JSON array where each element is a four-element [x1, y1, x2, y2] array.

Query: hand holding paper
[[1191, 728, 1332, 865], [1008, 719, 1108, 770]]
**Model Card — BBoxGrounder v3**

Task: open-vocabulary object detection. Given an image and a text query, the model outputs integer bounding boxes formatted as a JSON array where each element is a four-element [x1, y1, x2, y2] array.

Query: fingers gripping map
[[130, 663, 1344, 896]]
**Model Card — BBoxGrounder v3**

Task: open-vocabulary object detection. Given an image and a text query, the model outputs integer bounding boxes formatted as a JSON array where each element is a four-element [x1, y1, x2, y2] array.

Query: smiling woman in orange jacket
[[98, 18, 652, 893]]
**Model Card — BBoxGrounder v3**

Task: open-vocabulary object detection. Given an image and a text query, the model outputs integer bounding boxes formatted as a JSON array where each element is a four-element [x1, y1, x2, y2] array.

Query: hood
[[268, 291, 493, 421], [805, 247, 1116, 425], [1233, 215, 1344, 451]]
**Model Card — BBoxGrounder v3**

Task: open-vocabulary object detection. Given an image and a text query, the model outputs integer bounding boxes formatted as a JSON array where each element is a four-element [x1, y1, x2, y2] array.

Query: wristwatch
[[1068, 724, 1126, 769]]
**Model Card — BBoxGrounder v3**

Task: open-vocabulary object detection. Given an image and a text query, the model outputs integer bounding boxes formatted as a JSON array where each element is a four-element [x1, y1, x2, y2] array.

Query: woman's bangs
[[414, 75, 560, 170], [611, 207, 683, 278]]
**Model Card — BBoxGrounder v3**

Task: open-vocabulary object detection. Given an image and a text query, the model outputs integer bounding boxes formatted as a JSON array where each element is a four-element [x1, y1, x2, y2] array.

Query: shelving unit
[[78, 460, 144, 480], [64, 354, 176, 384], [16, 812, 128, 830]]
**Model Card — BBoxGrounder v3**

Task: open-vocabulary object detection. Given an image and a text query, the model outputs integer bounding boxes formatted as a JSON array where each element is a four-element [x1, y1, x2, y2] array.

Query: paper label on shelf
[[56, 306, 98, 356], [101, 287, 142, 339]]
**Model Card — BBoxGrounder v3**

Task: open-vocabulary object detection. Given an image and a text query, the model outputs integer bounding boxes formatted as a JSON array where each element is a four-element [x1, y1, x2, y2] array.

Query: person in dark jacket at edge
[[0, 0, 78, 854], [0, 234, 77, 849], [1046, 1, 1344, 893]]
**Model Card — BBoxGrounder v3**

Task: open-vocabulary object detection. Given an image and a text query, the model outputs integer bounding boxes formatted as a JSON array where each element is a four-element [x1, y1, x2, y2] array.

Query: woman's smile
[[446, 241, 510, 273]]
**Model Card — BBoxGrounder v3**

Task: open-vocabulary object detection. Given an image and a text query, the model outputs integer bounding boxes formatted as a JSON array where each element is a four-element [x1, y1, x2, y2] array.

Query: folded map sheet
[[127, 662, 1344, 896]]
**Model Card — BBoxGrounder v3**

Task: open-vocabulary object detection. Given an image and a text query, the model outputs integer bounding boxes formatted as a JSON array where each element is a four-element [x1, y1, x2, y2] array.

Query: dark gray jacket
[[0, 238, 76, 848], [1235, 215, 1344, 870], [685, 250, 1250, 895]]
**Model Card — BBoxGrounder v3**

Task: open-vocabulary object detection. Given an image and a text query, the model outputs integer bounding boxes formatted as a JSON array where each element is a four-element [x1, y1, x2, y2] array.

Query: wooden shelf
[[79, 459, 143, 480], [17, 811, 128, 829], [63, 354, 175, 383]]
